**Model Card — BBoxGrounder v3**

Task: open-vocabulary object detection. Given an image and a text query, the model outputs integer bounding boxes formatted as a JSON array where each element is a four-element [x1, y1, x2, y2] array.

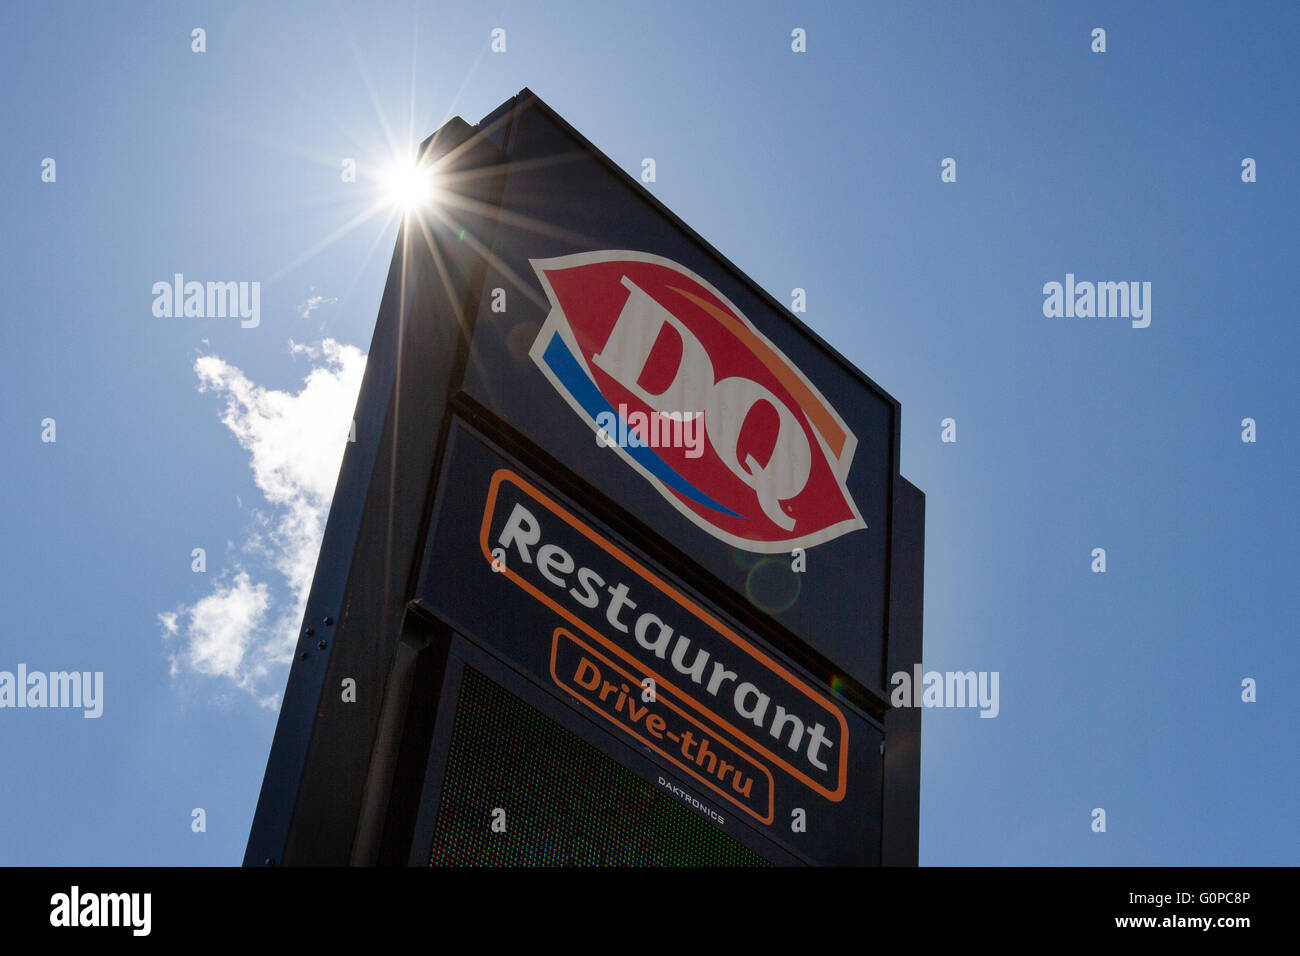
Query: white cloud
[[161, 572, 269, 681], [162, 338, 366, 706], [297, 294, 338, 319]]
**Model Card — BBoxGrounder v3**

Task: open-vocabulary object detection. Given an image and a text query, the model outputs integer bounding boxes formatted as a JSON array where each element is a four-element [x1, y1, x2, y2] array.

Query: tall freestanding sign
[[245, 89, 924, 867]]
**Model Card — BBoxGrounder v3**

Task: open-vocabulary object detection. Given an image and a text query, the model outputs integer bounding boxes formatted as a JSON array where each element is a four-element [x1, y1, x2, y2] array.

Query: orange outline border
[[480, 468, 850, 802], [550, 627, 775, 825]]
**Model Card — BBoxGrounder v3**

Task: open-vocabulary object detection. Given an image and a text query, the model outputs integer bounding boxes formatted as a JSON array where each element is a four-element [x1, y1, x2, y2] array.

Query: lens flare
[[744, 555, 801, 614], [381, 159, 440, 211]]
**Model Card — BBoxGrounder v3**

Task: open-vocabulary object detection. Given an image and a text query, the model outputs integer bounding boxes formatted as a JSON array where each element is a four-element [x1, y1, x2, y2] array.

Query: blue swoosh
[[541, 333, 744, 519]]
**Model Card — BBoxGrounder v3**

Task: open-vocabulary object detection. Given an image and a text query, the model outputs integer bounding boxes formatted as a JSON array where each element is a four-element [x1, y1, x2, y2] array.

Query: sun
[[380, 157, 441, 212]]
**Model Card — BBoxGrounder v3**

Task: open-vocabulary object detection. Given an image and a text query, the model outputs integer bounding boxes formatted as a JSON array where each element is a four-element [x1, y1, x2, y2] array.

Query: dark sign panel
[[245, 90, 922, 869], [412, 421, 883, 864], [459, 103, 898, 693], [423, 664, 776, 866]]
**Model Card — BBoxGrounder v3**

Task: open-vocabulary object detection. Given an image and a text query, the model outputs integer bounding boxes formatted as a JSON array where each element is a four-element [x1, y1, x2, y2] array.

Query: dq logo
[[528, 251, 866, 553]]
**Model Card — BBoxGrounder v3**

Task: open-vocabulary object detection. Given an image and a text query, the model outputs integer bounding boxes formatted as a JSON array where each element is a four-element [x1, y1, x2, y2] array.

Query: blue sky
[[1, 0, 1296, 865]]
